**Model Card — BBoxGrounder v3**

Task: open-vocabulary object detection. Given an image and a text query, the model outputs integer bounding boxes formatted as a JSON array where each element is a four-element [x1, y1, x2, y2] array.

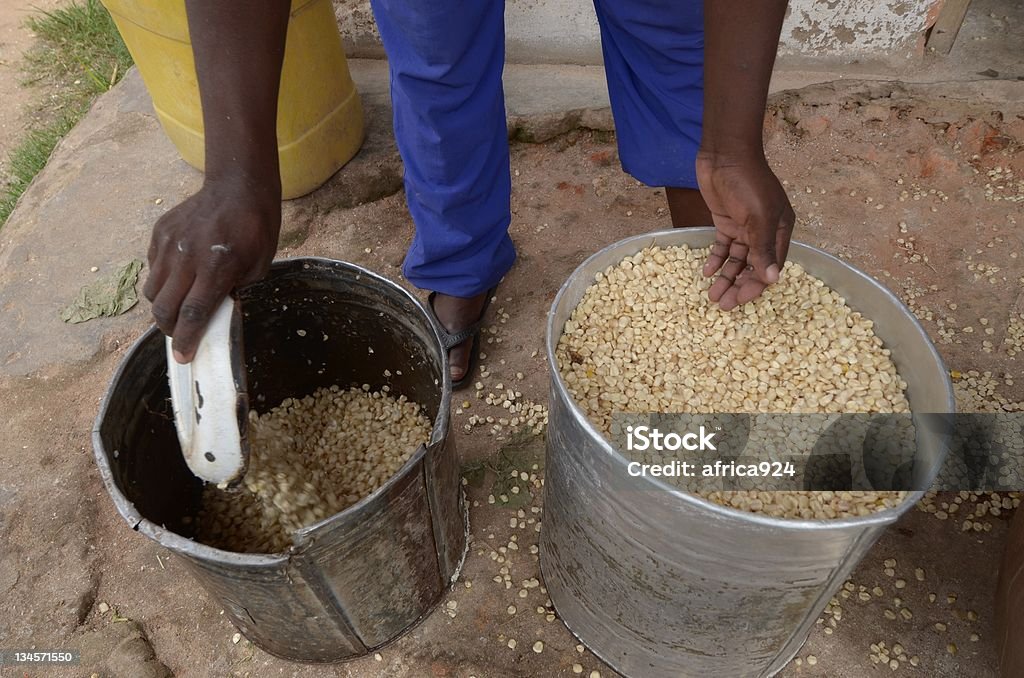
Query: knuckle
[[153, 223, 175, 245], [207, 244, 234, 265], [205, 248, 246, 279], [179, 301, 212, 324], [151, 303, 174, 327]]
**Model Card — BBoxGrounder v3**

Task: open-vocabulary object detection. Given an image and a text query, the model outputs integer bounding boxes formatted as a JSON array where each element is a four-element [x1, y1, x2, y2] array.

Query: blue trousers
[[369, 0, 704, 298]]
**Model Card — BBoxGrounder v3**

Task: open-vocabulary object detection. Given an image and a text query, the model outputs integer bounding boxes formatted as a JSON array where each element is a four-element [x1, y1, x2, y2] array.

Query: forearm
[[185, 0, 290, 189], [701, 0, 788, 156]]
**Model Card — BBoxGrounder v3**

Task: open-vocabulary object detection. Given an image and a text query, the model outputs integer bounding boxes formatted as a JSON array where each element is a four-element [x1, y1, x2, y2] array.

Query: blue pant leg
[[367, 0, 514, 298], [593, 0, 704, 189]]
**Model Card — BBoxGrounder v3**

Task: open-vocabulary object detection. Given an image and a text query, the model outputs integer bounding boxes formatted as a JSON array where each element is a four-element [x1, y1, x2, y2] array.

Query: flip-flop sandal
[[427, 286, 497, 391]]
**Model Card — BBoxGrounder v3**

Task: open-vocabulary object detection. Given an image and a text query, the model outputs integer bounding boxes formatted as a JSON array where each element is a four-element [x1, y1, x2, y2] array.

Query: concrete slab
[[0, 69, 196, 377], [347, 58, 614, 144]]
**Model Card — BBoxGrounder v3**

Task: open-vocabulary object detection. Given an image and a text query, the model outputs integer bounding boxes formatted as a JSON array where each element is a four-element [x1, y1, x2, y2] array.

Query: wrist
[[697, 145, 768, 169], [203, 126, 281, 193], [699, 112, 766, 161], [203, 160, 281, 201], [201, 172, 282, 217]]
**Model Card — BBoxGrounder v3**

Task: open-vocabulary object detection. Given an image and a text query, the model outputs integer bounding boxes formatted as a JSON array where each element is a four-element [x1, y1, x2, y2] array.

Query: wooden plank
[[927, 0, 972, 54]]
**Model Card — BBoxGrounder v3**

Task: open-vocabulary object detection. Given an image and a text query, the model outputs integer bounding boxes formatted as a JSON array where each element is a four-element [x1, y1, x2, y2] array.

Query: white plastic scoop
[[166, 296, 250, 485]]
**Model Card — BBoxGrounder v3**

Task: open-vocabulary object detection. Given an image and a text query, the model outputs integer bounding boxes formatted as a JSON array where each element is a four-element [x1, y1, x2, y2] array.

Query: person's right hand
[[696, 149, 795, 311], [143, 178, 281, 364]]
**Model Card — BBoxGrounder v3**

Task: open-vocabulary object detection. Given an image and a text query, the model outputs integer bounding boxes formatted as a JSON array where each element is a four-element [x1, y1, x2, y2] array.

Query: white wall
[[778, 0, 942, 60], [335, 0, 945, 65]]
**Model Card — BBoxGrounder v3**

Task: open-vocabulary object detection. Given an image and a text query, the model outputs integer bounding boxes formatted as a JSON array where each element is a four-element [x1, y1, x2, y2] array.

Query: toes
[[449, 342, 471, 382]]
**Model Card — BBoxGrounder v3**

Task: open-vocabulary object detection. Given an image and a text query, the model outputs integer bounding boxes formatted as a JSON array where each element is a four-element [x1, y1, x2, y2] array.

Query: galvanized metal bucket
[[93, 258, 467, 662], [540, 228, 953, 678]]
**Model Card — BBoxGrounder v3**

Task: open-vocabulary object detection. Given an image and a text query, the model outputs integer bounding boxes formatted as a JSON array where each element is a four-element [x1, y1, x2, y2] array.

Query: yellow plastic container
[[101, 0, 364, 199]]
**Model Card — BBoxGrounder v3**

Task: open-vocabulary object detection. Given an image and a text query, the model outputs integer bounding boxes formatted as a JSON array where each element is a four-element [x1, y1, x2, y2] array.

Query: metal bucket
[[540, 228, 953, 678], [92, 258, 467, 662]]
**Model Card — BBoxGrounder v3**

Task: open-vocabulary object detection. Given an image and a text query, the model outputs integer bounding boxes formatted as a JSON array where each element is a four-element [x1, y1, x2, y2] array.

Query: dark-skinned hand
[[143, 178, 281, 363], [696, 149, 795, 310]]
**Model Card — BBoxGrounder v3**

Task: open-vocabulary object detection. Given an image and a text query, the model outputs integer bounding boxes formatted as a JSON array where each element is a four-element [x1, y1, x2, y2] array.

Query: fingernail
[[766, 264, 780, 283], [173, 349, 189, 364]]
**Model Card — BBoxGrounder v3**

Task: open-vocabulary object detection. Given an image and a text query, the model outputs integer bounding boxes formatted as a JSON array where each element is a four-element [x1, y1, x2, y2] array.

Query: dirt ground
[[1, 76, 1021, 678]]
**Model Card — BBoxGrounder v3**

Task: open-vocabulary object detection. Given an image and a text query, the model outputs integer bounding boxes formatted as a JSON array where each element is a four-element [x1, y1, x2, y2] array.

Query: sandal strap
[[441, 325, 480, 350], [427, 287, 496, 351]]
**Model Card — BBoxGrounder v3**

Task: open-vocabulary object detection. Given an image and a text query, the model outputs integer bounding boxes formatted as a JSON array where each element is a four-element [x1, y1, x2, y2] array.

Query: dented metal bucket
[[92, 258, 466, 662], [540, 228, 954, 678]]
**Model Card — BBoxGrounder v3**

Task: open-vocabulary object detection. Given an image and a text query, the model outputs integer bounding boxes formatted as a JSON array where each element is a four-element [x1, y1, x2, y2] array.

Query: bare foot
[[431, 291, 490, 383]]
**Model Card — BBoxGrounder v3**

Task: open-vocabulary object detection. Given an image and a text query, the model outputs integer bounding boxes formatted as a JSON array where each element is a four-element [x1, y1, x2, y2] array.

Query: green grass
[[0, 117, 76, 221], [0, 0, 132, 226]]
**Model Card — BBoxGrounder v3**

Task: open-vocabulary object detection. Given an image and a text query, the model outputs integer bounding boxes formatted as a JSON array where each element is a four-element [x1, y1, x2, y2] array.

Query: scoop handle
[[166, 295, 250, 485]]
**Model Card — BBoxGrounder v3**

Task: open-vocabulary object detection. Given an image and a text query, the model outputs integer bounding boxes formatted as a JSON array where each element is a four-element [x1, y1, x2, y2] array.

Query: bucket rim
[[544, 227, 955, 531], [92, 256, 451, 562]]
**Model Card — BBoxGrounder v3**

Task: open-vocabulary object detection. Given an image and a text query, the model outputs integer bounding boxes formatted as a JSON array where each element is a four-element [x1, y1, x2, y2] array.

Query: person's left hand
[[696, 149, 795, 311]]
